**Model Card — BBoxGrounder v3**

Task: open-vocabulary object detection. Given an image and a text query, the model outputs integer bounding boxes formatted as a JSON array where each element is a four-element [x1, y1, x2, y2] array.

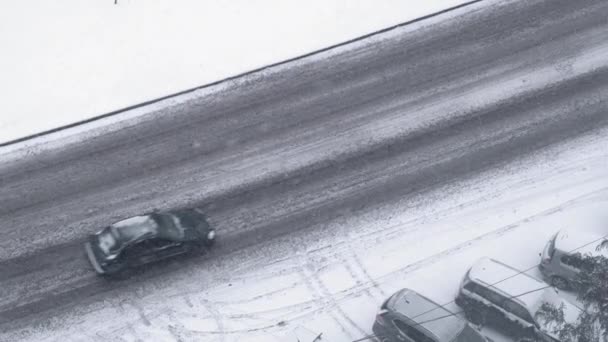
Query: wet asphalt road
[[1, 0, 608, 336]]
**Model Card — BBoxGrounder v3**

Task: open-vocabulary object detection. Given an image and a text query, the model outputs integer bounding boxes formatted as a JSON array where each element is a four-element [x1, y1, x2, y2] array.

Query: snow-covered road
[[6, 103, 607, 342], [1, 0, 608, 341]]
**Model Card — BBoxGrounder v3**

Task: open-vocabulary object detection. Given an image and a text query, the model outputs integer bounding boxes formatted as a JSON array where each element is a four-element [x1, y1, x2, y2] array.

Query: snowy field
[[6, 111, 607, 342], [0, 0, 469, 144]]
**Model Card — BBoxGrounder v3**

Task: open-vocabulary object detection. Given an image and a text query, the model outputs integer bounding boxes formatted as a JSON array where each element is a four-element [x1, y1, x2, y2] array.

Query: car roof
[[554, 229, 608, 257], [468, 257, 548, 309], [111, 215, 158, 243], [391, 289, 465, 341]]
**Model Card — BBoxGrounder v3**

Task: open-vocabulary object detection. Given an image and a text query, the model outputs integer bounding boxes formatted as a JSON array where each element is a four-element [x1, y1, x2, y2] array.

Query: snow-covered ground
[[2, 2, 607, 342], [0, 0, 469, 144], [6, 112, 607, 342]]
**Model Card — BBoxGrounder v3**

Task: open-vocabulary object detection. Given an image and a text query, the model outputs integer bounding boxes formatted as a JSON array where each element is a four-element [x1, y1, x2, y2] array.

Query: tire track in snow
[[336, 239, 387, 306], [200, 299, 227, 342], [347, 249, 387, 300], [260, 187, 608, 329], [116, 300, 148, 342], [167, 324, 186, 342], [343, 186, 608, 299], [302, 252, 369, 338], [163, 301, 207, 342], [193, 186, 607, 326], [293, 249, 359, 339], [341, 254, 376, 302], [205, 175, 533, 308]]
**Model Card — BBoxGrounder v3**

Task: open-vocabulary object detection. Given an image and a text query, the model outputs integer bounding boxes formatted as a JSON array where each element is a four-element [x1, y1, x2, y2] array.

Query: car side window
[[465, 282, 505, 307], [124, 240, 152, 257], [560, 253, 584, 269], [148, 238, 173, 249], [393, 320, 435, 342], [502, 299, 534, 323]]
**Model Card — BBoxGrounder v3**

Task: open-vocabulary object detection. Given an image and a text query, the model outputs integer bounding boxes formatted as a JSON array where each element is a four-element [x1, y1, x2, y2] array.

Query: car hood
[[534, 292, 582, 339]]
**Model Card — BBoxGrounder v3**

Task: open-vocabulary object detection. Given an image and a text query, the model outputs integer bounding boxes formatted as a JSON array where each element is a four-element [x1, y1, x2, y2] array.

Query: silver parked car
[[456, 257, 581, 342], [539, 229, 607, 290], [373, 288, 490, 342]]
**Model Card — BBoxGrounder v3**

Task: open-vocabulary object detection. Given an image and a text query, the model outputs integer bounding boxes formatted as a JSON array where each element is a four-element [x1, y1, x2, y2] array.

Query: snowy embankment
[[0, 0, 469, 144], [6, 112, 607, 342]]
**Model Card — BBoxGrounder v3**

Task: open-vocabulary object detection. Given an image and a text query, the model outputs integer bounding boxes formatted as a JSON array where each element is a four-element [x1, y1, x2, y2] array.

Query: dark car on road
[[373, 288, 490, 342], [85, 208, 215, 275]]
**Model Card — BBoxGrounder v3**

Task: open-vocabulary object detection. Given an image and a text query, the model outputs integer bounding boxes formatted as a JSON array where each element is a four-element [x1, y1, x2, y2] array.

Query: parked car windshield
[[532, 289, 582, 335]]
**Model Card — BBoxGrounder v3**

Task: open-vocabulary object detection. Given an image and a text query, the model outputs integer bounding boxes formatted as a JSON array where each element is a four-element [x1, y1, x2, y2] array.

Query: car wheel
[[551, 276, 569, 290]]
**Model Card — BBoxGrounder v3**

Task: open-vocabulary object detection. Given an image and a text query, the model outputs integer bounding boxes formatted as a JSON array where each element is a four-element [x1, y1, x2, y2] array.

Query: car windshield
[[531, 289, 561, 316], [533, 290, 581, 335], [97, 228, 120, 255], [152, 213, 186, 240]]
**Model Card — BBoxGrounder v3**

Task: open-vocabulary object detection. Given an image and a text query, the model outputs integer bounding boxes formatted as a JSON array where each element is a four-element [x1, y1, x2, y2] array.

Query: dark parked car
[[373, 288, 490, 342], [85, 208, 215, 275]]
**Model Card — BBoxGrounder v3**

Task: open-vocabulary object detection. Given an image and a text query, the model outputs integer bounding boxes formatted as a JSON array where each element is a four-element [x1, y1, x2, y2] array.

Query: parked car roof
[[468, 257, 548, 309], [554, 229, 608, 257], [391, 289, 466, 342], [467, 258, 584, 340]]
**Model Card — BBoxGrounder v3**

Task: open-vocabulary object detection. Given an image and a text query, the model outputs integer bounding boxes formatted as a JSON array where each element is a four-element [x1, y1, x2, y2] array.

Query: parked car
[[539, 229, 607, 290], [373, 288, 490, 342], [456, 257, 581, 342], [85, 208, 215, 276]]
